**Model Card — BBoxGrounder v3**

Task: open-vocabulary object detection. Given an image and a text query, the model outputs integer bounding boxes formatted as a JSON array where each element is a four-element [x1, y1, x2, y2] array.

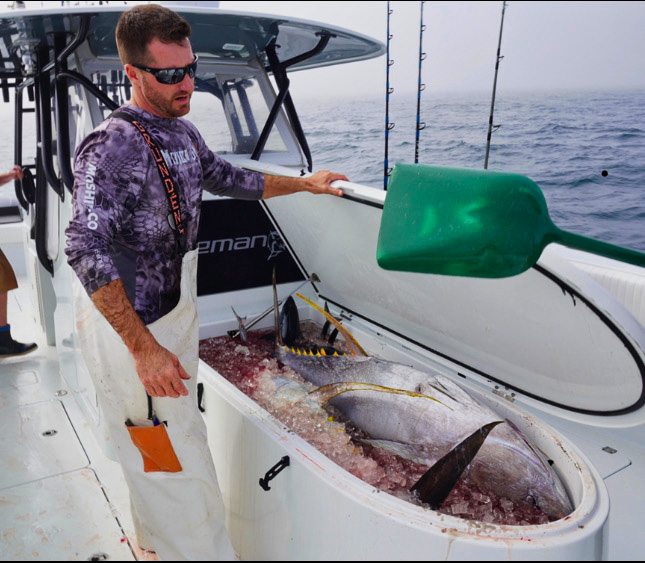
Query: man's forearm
[[89, 278, 190, 398], [0, 172, 14, 187], [262, 170, 347, 199], [262, 174, 314, 198], [90, 278, 155, 354]]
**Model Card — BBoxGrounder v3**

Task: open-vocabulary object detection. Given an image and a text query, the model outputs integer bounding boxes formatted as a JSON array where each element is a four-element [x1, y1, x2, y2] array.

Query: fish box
[[198, 347, 608, 560], [193, 186, 645, 559]]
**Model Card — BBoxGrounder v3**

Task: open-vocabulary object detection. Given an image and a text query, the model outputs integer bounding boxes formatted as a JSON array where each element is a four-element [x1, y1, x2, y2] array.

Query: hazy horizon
[[7, 1, 645, 102], [221, 1, 645, 101]]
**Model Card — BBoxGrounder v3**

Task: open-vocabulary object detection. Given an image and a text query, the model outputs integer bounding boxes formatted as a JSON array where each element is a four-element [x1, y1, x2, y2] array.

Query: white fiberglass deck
[[0, 264, 138, 561], [3, 230, 645, 560]]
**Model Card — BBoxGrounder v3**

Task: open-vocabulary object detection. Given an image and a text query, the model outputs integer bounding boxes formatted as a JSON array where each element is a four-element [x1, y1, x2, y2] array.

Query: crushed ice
[[199, 327, 551, 526]]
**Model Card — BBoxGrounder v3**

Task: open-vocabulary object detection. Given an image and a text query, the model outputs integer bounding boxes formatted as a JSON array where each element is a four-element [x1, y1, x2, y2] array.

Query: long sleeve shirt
[[65, 104, 264, 324]]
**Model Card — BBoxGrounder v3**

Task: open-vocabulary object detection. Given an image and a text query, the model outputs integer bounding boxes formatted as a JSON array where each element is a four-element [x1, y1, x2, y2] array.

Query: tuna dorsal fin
[[296, 293, 368, 357], [411, 420, 503, 510]]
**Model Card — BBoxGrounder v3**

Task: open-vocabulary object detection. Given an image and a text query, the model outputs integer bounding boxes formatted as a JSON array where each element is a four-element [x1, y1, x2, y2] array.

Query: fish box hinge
[[259, 456, 290, 491]]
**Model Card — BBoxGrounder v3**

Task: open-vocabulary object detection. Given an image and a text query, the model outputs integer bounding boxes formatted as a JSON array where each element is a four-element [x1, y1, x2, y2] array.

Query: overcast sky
[[11, 1, 645, 101], [220, 1, 645, 100]]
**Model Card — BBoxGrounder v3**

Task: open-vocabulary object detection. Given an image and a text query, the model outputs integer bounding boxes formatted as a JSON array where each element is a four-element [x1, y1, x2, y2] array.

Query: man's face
[[132, 37, 195, 118]]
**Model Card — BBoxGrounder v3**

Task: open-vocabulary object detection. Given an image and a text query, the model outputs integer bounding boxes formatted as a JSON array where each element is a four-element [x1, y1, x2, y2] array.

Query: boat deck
[[3, 225, 645, 559], [0, 260, 152, 561]]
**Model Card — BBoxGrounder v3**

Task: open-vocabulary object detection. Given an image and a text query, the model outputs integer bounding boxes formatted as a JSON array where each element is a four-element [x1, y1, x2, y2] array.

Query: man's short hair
[[116, 4, 191, 65]]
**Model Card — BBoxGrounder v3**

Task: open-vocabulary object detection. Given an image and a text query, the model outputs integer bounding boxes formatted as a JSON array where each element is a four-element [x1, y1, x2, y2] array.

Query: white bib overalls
[[73, 249, 235, 561]]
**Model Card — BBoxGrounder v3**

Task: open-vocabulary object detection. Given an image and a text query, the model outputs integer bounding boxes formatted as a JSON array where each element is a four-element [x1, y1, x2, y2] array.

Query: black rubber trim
[[341, 193, 384, 209], [319, 263, 645, 417]]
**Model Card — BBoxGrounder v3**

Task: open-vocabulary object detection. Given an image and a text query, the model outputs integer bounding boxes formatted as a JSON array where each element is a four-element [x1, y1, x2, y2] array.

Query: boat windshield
[[82, 67, 290, 159], [187, 74, 288, 156]]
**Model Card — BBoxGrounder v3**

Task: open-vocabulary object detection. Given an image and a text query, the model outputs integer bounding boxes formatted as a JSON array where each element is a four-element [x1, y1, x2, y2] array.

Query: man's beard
[[142, 80, 192, 118]]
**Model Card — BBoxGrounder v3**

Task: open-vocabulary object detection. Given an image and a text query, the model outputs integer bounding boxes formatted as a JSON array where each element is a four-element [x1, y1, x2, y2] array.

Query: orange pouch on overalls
[[125, 394, 183, 473]]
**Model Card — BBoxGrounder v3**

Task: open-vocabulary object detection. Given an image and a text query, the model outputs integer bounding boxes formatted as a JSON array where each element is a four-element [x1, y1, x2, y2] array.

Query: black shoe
[[0, 331, 38, 359]]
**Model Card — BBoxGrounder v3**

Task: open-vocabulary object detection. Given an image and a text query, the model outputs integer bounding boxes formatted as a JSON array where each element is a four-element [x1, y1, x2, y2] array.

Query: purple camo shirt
[[65, 104, 264, 325]]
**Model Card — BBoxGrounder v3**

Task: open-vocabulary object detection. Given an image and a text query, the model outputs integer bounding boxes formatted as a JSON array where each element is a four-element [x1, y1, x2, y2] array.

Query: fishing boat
[[0, 1, 642, 560]]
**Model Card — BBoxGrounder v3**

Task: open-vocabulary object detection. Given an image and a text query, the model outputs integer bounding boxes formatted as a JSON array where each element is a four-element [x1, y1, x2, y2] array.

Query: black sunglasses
[[132, 55, 198, 85]]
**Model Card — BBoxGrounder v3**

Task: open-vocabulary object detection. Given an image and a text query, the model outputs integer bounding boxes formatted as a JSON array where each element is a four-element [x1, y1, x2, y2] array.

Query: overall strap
[[110, 109, 187, 255]]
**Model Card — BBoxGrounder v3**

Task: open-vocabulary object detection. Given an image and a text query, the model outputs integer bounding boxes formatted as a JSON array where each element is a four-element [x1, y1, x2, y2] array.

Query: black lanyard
[[110, 110, 188, 254]]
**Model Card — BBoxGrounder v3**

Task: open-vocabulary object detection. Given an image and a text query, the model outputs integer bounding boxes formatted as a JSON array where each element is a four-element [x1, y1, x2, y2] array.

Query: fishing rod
[[414, 1, 426, 164], [484, 1, 507, 170], [384, 1, 395, 189]]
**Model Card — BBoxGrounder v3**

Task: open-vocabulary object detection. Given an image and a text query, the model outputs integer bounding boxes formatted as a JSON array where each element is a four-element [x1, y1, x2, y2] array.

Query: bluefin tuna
[[271, 282, 573, 520]]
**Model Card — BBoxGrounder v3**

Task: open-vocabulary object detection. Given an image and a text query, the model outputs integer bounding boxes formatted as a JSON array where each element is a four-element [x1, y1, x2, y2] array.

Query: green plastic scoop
[[377, 163, 645, 278]]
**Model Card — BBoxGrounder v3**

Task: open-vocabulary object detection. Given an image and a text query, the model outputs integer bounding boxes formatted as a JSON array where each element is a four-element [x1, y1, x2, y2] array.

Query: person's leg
[[0, 249, 37, 359], [0, 298, 38, 358], [1, 290, 8, 326]]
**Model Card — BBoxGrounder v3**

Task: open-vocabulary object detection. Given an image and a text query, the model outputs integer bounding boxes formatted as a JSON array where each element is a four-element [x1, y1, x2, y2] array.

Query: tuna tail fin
[[296, 293, 368, 357], [231, 307, 248, 343], [280, 296, 301, 347], [411, 420, 503, 510], [273, 268, 284, 347]]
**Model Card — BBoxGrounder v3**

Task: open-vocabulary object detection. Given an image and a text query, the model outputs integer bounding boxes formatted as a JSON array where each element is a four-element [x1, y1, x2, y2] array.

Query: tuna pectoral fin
[[309, 382, 448, 408], [411, 421, 503, 510]]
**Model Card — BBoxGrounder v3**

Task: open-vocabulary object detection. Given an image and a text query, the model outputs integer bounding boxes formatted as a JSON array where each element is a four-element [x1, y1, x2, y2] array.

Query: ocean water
[[296, 88, 645, 252], [1, 88, 644, 251]]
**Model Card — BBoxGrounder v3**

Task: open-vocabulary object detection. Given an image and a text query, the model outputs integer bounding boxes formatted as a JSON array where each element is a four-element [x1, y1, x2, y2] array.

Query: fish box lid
[[263, 188, 645, 416]]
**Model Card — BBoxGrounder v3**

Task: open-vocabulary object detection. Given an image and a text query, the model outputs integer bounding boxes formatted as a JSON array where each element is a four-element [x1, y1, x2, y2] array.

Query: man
[[65, 4, 347, 560], [1, 165, 38, 359]]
